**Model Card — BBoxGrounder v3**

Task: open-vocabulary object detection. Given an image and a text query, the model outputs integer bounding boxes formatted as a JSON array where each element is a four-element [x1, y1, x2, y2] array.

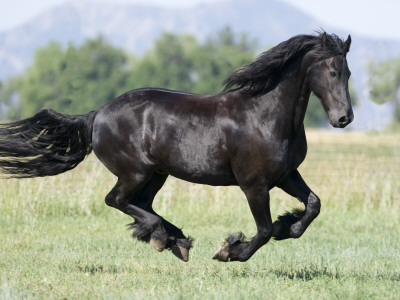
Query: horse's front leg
[[213, 182, 272, 262], [274, 170, 321, 240]]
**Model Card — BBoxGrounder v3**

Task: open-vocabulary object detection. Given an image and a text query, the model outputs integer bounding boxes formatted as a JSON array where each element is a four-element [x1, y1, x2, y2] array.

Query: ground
[[0, 130, 399, 299]]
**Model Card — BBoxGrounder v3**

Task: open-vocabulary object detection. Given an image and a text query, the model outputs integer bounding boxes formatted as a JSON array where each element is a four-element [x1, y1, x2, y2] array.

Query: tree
[[0, 29, 358, 128], [11, 37, 128, 118], [126, 33, 198, 92], [125, 27, 256, 95], [305, 94, 327, 127], [369, 57, 400, 123], [192, 26, 256, 94], [0, 77, 23, 120]]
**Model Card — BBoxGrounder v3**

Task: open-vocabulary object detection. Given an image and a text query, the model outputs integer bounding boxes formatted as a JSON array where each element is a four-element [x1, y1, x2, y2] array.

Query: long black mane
[[223, 32, 349, 96]]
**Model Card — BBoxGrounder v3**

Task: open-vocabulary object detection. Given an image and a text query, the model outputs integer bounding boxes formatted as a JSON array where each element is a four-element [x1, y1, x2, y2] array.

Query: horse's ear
[[343, 35, 351, 53], [321, 32, 327, 48]]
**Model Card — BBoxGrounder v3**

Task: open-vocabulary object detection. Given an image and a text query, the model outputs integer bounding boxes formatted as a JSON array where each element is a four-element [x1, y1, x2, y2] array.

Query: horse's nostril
[[338, 116, 348, 124]]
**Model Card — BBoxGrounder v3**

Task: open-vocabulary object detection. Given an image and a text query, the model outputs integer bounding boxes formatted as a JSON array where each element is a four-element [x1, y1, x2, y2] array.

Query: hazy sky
[[1, 0, 399, 40]]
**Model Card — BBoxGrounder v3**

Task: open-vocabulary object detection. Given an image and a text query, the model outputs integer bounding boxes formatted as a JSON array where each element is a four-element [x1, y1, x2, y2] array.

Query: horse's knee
[[105, 192, 122, 208], [307, 192, 321, 217]]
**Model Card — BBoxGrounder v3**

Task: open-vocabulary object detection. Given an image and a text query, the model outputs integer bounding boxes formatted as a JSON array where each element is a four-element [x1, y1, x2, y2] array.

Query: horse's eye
[[330, 71, 337, 77]]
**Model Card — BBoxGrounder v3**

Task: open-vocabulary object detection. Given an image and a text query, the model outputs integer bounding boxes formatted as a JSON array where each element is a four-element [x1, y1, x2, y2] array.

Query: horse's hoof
[[212, 242, 229, 262], [171, 244, 189, 262], [149, 237, 166, 252]]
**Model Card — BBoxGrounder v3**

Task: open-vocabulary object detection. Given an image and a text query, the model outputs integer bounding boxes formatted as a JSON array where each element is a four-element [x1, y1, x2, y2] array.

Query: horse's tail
[[0, 109, 98, 178]]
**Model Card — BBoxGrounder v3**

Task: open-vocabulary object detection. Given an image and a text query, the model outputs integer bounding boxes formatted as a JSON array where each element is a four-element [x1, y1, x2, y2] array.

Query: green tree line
[[369, 57, 400, 126], [0, 27, 360, 127]]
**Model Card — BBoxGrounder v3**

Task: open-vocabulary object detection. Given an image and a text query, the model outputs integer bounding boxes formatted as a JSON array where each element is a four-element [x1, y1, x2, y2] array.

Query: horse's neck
[[291, 77, 312, 132], [277, 53, 314, 133], [255, 64, 311, 135]]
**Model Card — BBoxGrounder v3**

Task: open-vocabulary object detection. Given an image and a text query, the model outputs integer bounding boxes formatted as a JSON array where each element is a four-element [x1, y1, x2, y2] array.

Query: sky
[[0, 0, 399, 41]]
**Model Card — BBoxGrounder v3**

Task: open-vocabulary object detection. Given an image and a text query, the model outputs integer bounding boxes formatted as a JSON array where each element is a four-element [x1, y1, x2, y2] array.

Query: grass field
[[0, 130, 399, 299]]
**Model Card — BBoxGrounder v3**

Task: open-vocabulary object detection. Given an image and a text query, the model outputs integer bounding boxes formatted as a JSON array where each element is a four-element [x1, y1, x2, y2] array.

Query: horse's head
[[308, 33, 354, 128]]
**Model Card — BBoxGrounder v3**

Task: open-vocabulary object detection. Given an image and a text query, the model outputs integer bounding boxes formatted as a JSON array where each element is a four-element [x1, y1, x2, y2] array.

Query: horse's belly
[[161, 156, 237, 186], [168, 169, 237, 186], [154, 145, 236, 186]]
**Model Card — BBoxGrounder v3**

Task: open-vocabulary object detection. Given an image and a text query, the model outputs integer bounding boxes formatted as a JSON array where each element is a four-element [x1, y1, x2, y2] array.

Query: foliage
[[0, 131, 399, 299], [6, 38, 129, 118], [127, 34, 198, 92], [0, 27, 357, 127], [126, 27, 256, 95], [305, 94, 327, 127], [0, 78, 19, 119], [369, 57, 400, 123], [193, 26, 258, 94]]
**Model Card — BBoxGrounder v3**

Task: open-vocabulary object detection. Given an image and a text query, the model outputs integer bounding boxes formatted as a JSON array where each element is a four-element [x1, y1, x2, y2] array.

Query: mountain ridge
[[1, 0, 399, 79]]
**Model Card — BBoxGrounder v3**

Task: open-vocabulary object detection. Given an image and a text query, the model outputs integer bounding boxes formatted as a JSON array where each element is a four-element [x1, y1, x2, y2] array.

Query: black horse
[[0, 32, 353, 262]]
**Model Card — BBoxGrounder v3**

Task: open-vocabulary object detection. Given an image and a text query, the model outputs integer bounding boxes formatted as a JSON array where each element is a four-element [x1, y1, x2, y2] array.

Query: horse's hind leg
[[128, 173, 192, 261], [105, 175, 170, 252], [274, 170, 321, 240]]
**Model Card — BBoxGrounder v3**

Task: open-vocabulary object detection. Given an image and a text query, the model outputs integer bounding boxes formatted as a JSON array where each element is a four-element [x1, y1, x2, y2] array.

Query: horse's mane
[[223, 32, 349, 96]]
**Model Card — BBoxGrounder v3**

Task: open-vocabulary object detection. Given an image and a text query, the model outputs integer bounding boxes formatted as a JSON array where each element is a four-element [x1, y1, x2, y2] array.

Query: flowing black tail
[[0, 109, 98, 178]]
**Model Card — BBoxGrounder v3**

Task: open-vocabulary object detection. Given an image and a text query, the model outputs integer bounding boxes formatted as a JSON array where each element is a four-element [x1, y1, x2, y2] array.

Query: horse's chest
[[266, 134, 307, 176], [287, 135, 307, 171]]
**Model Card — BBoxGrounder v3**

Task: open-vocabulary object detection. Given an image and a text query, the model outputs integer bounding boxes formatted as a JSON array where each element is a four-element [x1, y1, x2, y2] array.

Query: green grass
[[0, 130, 399, 299]]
